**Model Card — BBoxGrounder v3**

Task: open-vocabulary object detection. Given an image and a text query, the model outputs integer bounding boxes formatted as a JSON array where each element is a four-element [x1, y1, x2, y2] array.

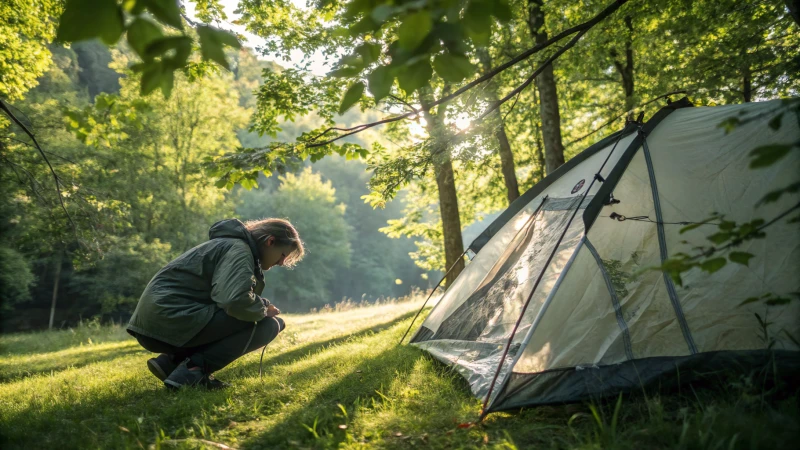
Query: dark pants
[[133, 309, 285, 373]]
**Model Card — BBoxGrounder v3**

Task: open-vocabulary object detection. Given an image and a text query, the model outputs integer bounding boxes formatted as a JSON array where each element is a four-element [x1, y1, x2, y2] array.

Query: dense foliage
[[0, 41, 425, 329]]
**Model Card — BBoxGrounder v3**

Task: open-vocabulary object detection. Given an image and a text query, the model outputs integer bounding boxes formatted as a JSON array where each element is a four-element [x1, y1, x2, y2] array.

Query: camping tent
[[409, 98, 800, 414]]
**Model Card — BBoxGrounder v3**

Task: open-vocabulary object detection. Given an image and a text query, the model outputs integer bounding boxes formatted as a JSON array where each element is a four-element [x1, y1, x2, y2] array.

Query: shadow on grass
[[0, 341, 144, 383], [240, 339, 428, 449], [0, 310, 422, 449], [225, 309, 419, 379]]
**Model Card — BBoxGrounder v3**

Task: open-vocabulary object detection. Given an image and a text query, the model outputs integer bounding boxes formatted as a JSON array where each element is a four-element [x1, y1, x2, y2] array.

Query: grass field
[[1, 298, 798, 449]]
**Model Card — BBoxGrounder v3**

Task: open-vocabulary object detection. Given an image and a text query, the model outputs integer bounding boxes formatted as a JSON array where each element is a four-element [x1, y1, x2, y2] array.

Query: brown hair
[[244, 218, 305, 268]]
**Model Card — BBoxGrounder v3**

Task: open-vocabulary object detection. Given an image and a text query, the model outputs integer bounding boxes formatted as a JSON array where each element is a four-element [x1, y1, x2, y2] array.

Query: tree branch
[[388, 95, 420, 114], [305, 0, 629, 148], [1, 98, 76, 230], [564, 90, 688, 148]]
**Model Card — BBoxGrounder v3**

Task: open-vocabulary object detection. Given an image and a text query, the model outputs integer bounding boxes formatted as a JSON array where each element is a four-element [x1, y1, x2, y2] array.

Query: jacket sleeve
[[211, 242, 267, 321]]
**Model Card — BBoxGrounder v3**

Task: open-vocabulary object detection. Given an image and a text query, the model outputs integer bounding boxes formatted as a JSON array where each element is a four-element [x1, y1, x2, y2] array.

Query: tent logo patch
[[571, 179, 585, 194]]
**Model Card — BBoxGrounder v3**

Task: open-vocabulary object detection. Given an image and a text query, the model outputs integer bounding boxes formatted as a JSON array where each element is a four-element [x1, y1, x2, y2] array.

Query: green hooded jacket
[[127, 219, 270, 346]]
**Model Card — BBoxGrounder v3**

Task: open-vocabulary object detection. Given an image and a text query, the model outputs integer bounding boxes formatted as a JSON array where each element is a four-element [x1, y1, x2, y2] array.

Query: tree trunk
[[532, 88, 546, 183], [476, 48, 520, 204], [420, 87, 465, 286], [612, 16, 636, 119], [742, 64, 752, 102], [49, 253, 62, 330], [528, 0, 565, 175], [495, 126, 519, 204], [787, 0, 800, 27], [433, 155, 466, 286]]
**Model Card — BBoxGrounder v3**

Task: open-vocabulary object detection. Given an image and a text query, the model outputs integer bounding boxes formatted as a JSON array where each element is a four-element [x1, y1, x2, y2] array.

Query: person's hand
[[266, 304, 281, 317]]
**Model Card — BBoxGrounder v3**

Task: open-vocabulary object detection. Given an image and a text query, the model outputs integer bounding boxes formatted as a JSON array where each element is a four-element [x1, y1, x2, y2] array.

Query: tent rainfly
[[409, 98, 800, 414]]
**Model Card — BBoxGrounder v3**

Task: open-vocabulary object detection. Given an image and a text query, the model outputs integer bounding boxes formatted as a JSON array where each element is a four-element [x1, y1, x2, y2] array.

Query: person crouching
[[126, 218, 304, 389]]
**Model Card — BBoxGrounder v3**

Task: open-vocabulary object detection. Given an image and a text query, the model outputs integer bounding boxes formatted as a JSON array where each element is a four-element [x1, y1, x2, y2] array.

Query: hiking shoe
[[164, 359, 206, 389], [147, 354, 178, 381], [163, 359, 229, 390]]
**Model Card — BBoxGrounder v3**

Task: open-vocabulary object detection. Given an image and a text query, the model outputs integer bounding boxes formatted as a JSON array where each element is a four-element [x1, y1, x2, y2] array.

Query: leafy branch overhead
[[330, 0, 513, 107], [206, 0, 630, 192], [56, 0, 241, 97], [308, 0, 629, 147]]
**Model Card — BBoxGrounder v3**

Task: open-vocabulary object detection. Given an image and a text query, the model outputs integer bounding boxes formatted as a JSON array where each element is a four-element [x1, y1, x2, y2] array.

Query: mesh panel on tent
[[414, 198, 588, 400], [415, 133, 638, 339]]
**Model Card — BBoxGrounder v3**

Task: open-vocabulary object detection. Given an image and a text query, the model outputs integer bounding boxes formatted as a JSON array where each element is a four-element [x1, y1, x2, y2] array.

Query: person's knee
[[274, 316, 285, 332], [255, 315, 284, 340]]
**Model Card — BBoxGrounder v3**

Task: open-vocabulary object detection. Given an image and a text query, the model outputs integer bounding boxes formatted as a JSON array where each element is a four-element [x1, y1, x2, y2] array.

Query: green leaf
[[728, 251, 754, 266], [357, 43, 381, 66], [240, 177, 257, 190], [708, 232, 731, 245], [396, 60, 432, 94], [749, 144, 792, 168], [759, 181, 800, 205], [768, 112, 783, 130], [489, 0, 513, 22], [142, 0, 184, 30], [700, 257, 727, 274], [432, 53, 476, 82], [738, 296, 762, 307], [463, 2, 492, 46], [145, 36, 192, 70], [57, 0, 124, 45], [367, 66, 393, 102], [349, 17, 380, 36], [339, 82, 365, 115], [127, 17, 164, 61], [717, 117, 741, 134], [718, 220, 736, 231], [140, 62, 165, 96], [371, 5, 393, 23], [765, 297, 791, 306], [197, 25, 241, 70], [158, 67, 175, 97], [398, 11, 432, 50], [138, 59, 175, 97]]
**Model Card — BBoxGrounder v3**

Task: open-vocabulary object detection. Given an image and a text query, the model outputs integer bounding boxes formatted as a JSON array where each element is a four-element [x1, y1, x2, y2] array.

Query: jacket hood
[[208, 219, 262, 268]]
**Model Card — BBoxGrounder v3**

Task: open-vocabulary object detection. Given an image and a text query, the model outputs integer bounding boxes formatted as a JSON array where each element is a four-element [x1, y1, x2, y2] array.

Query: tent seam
[[582, 97, 694, 232], [640, 133, 699, 355], [584, 238, 635, 360]]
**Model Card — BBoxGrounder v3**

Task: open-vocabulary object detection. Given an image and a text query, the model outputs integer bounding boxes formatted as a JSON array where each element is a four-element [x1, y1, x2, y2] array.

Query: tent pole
[[398, 248, 470, 345], [479, 128, 630, 419]]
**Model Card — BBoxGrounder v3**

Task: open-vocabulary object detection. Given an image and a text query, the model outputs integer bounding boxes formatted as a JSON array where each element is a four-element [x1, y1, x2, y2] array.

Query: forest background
[[1, 0, 798, 331]]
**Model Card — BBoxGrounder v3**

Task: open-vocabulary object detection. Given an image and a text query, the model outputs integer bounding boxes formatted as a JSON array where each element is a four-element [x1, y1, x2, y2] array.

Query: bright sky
[[183, 0, 331, 75]]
